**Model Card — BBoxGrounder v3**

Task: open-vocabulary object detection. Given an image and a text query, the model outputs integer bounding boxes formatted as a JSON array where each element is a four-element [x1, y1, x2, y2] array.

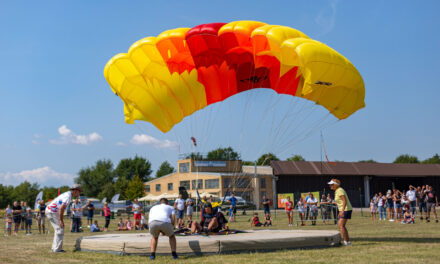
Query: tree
[[358, 159, 377, 163], [257, 153, 279, 166], [287, 155, 306, 161], [242, 161, 255, 166], [42, 186, 69, 201], [125, 175, 145, 200], [156, 161, 175, 178], [393, 154, 419, 164], [423, 154, 440, 164], [207, 147, 240, 160], [185, 152, 204, 160], [10, 181, 40, 205], [0, 184, 13, 208], [75, 159, 115, 198], [114, 156, 152, 182], [98, 182, 116, 201]]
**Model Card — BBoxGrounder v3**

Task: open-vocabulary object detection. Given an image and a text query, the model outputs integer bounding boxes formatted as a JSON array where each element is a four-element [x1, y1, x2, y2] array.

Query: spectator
[[20, 201, 26, 230], [417, 186, 427, 221], [377, 193, 386, 221], [174, 194, 185, 229], [5, 204, 12, 215], [285, 196, 294, 227], [406, 185, 417, 216], [36, 200, 46, 234], [305, 192, 311, 220], [132, 198, 142, 230], [117, 218, 127, 231], [185, 194, 194, 224], [5, 212, 12, 236], [148, 198, 178, 260], [308, 194, 318, 225], [12, 201, 22, 236], [425, 186, 439, 223], [228, 193, 237, 222], [126, 217, 133, 231], [386, 190, 394, 221], [86, 201, 94, 228], [71, 198, 83, 233], [103, 202, 111, 232], [90, 220, 101, 232], [320, 194, 330, 224], [140, 212, 148, 230], [46, 184, 81, 252], [262, 195, 271, 216], [393, 189, 402, 222], [369, 199, 377, 221], [327, 193, 338, 224], [328, 179, 352, 246], [251, 212, 263, 227], [297, 198, 306, 226], [263, 213, 272, 227], [25, 207, 33, 235], [401, 204, 415, 224]]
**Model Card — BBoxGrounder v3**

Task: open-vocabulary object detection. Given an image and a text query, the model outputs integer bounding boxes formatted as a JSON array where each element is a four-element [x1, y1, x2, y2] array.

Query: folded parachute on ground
[[104, 21, 365, 133]]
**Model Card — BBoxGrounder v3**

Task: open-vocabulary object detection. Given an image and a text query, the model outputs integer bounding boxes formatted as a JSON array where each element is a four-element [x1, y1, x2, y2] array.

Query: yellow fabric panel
[[219, 20, 267, 36], [280, 38, 365, 119]]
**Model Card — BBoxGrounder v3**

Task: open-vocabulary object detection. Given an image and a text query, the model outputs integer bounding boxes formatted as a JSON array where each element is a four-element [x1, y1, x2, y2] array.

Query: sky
[[0, 0, 439, 187]]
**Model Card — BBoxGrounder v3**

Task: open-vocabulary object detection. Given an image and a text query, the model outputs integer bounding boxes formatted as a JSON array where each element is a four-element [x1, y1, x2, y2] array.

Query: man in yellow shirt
[[328, 179, 352, 246]]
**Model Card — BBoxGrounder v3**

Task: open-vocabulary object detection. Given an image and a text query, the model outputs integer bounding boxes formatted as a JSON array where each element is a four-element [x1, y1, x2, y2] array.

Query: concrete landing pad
[[75, 229, 340, 255]]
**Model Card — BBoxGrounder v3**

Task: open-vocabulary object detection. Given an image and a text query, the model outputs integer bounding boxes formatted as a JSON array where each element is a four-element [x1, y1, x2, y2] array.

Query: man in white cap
[[328, 179, 352, 246], [45, 184, 82, 252]]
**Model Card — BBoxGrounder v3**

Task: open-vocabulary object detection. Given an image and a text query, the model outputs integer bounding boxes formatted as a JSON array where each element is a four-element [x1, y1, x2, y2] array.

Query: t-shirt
[[87, 203, 94, 216], [308, 197, 318, 211], [72, 202, 83, 218], [285, 201, 293, 211], [148, 204, 175, 224], [377, 197, 384, 207], [406, 190, 416, 202], [185, 198, 194, 209], [426, 191, 437, 203], [132, 203, 141, 214], [90, 224, 99, 232], [38, 204, 46, 216], [174, 198, 185, 211], [141, 215, 146, 225], [262, 198, 270, 210], [335, 187, 352, 212], [229, 197, 237, 207], [47, 191, 72, 213], [12, 205, 22, 218]]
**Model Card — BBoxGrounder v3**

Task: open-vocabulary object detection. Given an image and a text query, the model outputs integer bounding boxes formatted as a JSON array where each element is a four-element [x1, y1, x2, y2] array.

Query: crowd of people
[[369, 184, 438, 224]]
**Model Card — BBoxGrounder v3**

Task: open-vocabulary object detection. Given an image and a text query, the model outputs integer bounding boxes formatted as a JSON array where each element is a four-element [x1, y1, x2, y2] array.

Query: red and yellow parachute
[[104, 21, 365, 133]]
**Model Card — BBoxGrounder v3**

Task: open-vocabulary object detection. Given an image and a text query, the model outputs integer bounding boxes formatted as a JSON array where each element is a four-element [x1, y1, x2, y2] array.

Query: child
[[285, 196, 294, 227], [263, 213, 272, 227], [25, 207, 32, 235], [251, 213, 263, 227], [401, 205, 415, 224], [370, 199, 377, 221], [117, 218, 127, 231], [297, 198, 306, 226], [90, 220, 101, 232], [126, 217, 133, 231], [5, 213, 12, 236], [140, 212, 148, 230]]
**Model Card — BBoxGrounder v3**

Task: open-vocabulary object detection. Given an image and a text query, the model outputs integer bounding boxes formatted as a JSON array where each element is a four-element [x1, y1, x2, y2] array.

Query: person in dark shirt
[[262, 195, 270, 215], [37, 200, 47, 234], [11, 201, 22, 236], [425, 186, 438, 223], [86, 201, 95, 227]]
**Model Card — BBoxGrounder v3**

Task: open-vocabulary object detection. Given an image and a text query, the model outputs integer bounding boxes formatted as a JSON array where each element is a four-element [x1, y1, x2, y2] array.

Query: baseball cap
[[70, 184, 82, 190]]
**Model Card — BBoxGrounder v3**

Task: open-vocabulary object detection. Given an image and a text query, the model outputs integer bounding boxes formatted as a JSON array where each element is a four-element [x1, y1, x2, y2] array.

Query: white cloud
[[32, 140, 40, 145], [50, 125, 102, 145], [315, 0, 339, 36], [130, 134, 179, 149], [0, 167, 74, 187], [115, 142, 126, 146]]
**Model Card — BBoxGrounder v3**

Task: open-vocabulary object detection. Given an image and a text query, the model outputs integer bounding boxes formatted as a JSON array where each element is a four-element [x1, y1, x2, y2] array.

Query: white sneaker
[[87, 225, 90, 228], [343, 241, 351, 246], [389, 219, 394, 222]]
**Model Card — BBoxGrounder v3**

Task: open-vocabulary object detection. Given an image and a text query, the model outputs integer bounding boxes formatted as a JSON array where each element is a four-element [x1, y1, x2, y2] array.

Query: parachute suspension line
[[321, 131, 336, 165]]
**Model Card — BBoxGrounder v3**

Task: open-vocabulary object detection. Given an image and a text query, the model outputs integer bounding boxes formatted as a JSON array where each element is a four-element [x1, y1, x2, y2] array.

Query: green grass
[[1, 211, 440, 264]]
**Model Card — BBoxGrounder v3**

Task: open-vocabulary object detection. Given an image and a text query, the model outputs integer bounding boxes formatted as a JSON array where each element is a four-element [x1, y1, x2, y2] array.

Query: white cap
[[327, 180, 339, 186]]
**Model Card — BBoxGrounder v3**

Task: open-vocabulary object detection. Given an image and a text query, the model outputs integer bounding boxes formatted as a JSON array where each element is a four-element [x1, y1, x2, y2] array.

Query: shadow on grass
[[353, 237, 440, 243]]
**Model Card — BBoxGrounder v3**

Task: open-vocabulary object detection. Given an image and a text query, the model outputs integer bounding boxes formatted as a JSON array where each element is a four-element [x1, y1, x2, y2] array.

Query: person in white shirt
[[174, 194, 185, 229], [307, 194, 318, 225], [45, 184, 81, 252], [406, 185, 417, 216], [148, 198, 177, 260]]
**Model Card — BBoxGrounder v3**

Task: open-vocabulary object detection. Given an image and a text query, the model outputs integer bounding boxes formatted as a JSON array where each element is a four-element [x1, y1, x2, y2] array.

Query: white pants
[[46, 211, 64, 252]]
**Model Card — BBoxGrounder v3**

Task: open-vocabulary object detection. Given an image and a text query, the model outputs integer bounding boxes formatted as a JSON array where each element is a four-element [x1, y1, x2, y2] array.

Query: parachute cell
[[104, 21, 365, 132]]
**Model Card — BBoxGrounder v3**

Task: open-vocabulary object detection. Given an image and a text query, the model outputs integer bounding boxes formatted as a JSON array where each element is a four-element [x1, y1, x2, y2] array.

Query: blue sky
[[1, 0, 439, 187]]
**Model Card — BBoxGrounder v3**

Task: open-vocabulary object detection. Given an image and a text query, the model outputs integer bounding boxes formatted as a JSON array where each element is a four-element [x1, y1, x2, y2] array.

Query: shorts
[[149, 220, 174, 238], [386, 202, 394, 209], [13, 216, 21, 224], [87, 214, 94, 220], [134, 213, 141, 220], [419, 202, 427, 212], [340, 210, 352, 219], [177, 210, 185, 219], [264, 207, 270, 215], [427, 203, 436, 211], [395, 203, 402, 209], [26, 219, 32, 226], [187, 207, 193, 216], [37, 215, 46, 225], [285, 210, 293, 214], [310, 210, 318, 217], [231, 206, 237, 214]]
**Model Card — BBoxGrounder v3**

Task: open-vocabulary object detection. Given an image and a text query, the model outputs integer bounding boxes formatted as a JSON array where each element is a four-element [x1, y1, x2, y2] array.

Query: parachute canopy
[[104, 21, 365, 133]]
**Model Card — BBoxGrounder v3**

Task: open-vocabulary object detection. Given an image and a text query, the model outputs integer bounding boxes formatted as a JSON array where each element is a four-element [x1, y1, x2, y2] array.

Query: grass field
[[1, 210, 440, 264]]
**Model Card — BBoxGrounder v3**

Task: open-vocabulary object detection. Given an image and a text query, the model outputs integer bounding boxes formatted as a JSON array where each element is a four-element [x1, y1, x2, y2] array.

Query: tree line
[[1, 149, 438, 208]]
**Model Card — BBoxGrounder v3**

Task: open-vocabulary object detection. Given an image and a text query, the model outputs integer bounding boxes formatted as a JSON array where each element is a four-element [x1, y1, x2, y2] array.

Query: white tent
[[139, 194, 158, 202], [157, 193, 179, 199]]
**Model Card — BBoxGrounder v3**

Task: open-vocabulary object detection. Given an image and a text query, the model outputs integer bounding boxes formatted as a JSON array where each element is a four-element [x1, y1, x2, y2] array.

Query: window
[[179, 162, 190, 173], [192, 179, 203, 190], [145, 185, 150, 192], [205, 179, 219, 189], [155, 184, 161, 192], [168, 183, 173, 191], [260, 178, 266, 188], [223, 178, 232, 188], [180, 180, 190, 190], [234, 178, 250, 188]]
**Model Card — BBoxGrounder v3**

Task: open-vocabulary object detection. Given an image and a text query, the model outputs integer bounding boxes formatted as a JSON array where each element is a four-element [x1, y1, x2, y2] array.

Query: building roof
[[242, 166, 273, 175], [271, 161, 440, 177]]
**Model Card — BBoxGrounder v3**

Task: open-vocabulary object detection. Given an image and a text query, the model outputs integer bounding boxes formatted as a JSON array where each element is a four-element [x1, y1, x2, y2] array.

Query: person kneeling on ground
[[263, 213, 272, 227], [90, 220, 101, 232], [191, 203, 228, 233], [117, 218, 127, 231], [251, 213, 263, 227], [148, 198, 178, 260]]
